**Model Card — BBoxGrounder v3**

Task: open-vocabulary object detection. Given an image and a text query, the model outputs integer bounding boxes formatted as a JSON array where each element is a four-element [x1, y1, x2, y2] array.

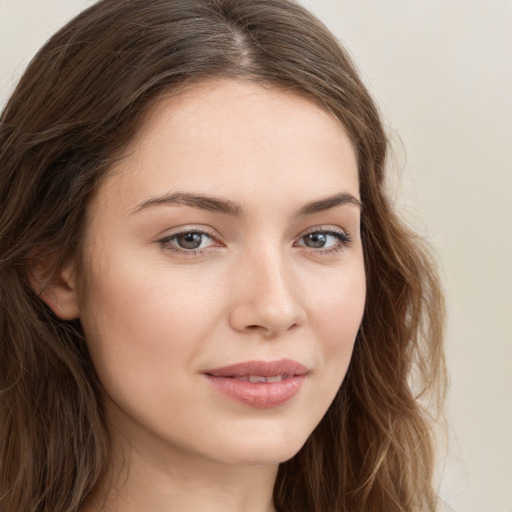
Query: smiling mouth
[[204, 358, 308, 378], [203, 359, 309, 408], [228, 374, 290, 383]]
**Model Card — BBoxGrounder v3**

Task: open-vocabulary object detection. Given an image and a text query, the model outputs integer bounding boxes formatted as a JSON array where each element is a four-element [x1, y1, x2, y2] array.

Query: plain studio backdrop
[[0, 1, 511, 511]]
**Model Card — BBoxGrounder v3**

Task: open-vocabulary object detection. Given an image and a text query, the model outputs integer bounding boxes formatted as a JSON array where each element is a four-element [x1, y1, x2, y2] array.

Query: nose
[[228, 247, 306, 338]]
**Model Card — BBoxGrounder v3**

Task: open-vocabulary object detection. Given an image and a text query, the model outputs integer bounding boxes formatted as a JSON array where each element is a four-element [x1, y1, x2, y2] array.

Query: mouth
[[203, 359, 309, 408], [228, 374, 290, 383]]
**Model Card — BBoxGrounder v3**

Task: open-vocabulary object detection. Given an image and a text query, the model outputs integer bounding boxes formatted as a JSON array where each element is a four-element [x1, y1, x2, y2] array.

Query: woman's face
[[76, 79, 365, 467]]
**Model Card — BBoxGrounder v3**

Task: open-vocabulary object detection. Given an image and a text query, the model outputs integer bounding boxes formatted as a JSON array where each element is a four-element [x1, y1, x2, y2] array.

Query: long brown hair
[[0, 1, 446, 510]]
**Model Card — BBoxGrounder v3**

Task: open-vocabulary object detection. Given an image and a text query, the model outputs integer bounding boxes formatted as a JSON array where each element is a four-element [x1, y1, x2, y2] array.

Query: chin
[[206, 423, 312, 467]]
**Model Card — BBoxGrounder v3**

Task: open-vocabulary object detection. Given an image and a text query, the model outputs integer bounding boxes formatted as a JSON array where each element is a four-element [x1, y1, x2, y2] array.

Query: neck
[[81, 431, 278, 512]]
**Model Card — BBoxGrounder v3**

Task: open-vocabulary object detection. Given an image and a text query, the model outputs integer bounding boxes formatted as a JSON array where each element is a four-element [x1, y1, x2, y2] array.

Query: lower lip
[[205, 375, 307, 408]]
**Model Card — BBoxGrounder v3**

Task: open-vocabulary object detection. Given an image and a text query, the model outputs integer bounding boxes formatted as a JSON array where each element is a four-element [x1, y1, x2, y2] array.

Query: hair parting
[[0, 1, 445, 511]]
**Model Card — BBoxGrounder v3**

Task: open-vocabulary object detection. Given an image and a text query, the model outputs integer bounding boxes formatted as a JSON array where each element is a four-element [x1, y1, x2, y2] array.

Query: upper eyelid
[[302, 226, 345, 233], [159, 225, 219, 240], [295, 229, 352, 244], [298, 225, 350, 237]]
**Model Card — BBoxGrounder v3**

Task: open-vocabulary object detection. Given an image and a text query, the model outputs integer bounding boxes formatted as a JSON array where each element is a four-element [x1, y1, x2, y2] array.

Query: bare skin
[[48, 79, 365, 512]]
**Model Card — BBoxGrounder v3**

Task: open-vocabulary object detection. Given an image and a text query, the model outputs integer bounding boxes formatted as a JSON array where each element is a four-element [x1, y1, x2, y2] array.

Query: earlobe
[[28, 259, 80, 320]]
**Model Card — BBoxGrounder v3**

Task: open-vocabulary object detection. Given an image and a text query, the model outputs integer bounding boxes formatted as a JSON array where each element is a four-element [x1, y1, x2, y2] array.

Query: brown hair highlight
[[0, 1, 446, 510]]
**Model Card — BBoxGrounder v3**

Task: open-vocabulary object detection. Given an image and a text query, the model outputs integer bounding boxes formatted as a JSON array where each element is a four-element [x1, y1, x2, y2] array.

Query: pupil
[[178, 232, 202, 249], [305, 233, 326, 248]]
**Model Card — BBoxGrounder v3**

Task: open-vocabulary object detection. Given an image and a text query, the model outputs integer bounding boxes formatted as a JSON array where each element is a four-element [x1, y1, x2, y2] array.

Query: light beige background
[[1, 1, 511, 511]]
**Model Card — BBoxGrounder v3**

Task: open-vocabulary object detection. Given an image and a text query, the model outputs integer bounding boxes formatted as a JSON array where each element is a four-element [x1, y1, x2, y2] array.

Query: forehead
[[97, 78, 359, 215]]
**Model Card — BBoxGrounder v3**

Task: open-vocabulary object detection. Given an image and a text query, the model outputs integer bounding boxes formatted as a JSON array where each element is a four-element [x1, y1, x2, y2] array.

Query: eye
[[295, 228, 352, 253], [159, 229, 218, 253]]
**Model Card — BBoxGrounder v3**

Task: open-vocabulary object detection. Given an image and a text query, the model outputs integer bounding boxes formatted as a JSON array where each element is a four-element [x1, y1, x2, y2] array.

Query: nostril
[[245, 322, 298, 334], [229, 297, 306, 336]]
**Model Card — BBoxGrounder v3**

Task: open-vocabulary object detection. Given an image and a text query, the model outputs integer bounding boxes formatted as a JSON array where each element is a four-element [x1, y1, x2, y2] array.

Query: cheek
[[307, 259, 366, 391], [78, 257, 167, 372], [313, 262, 366, 346], [77, 255, 223, 441], [77, 248, 228, 388]]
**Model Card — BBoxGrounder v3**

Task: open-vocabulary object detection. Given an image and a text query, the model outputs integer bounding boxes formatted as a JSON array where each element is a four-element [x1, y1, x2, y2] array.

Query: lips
[[204, 359, 309, 408]]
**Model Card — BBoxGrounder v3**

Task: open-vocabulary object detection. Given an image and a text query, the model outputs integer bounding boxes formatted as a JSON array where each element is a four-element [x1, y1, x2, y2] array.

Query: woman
[[0, 0, 446, 511]]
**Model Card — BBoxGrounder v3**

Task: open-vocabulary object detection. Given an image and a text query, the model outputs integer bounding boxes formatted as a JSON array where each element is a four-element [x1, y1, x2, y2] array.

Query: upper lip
[[204, 358, 309, 378]]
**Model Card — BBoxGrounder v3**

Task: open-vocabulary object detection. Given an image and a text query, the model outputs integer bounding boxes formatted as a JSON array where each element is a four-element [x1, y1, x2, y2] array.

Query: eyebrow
[[297, 192, 362, 216], [131, 191, 361, 217], [131, 192, 243, 216]]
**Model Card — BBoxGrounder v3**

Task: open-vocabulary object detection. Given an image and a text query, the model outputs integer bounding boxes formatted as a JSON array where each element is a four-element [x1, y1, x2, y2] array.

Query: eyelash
[[158, 227, 220, 256], [294, 228, 353, 255], [158, 226, 353, 257]]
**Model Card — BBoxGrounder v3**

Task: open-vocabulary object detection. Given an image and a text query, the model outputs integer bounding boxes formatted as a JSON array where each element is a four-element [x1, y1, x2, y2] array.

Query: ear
[[28, 258, 80, 320]]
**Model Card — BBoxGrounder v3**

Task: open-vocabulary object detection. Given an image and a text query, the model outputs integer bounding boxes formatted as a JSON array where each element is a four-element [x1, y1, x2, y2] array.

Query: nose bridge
[[228, 244, 305, 336], [251, 245, 293, 303]]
